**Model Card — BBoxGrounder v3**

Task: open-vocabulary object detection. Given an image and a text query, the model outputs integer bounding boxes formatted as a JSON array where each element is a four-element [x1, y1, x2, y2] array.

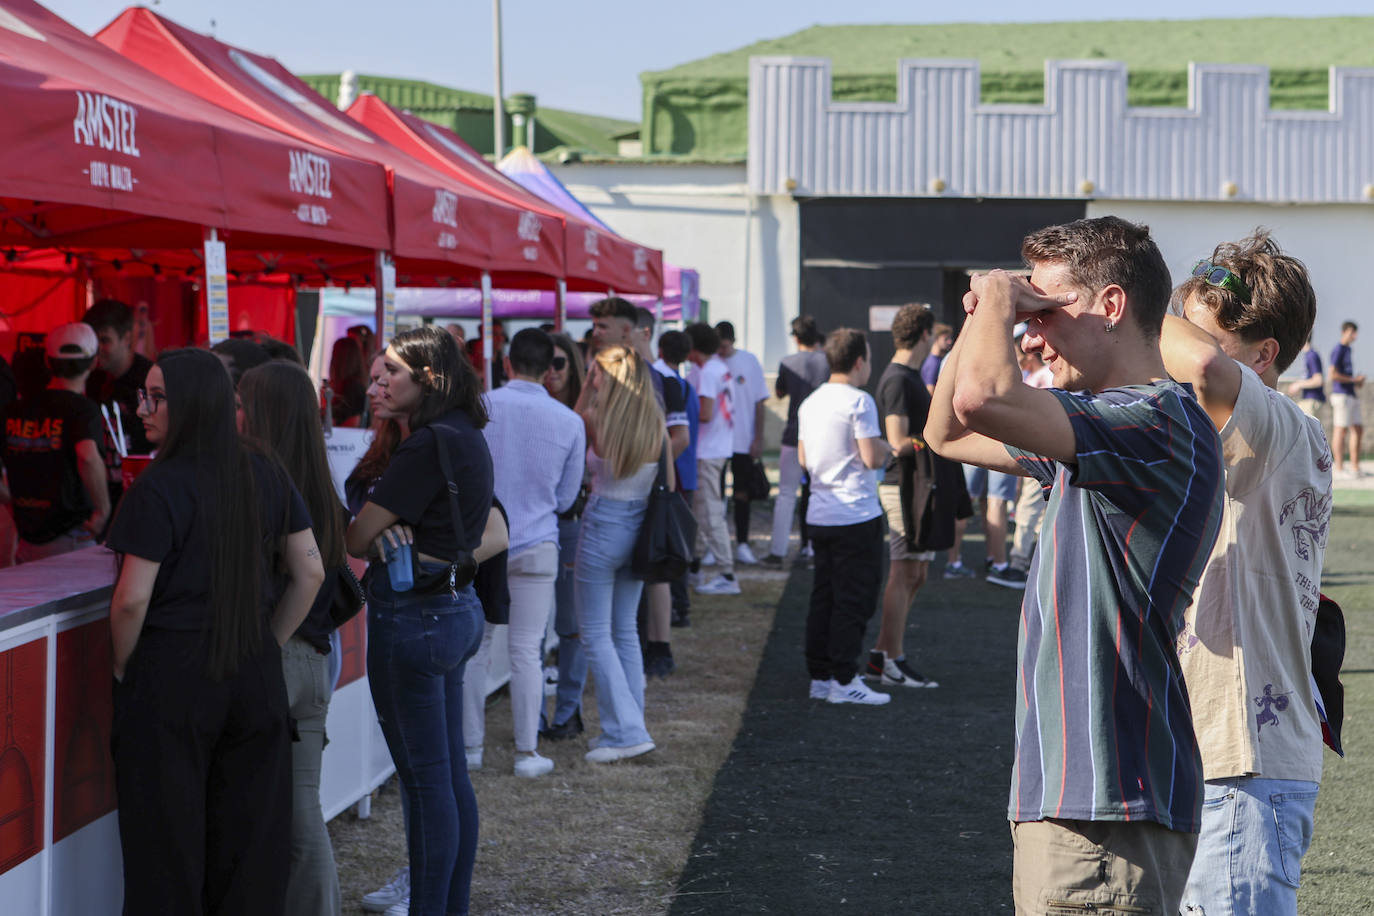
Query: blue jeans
[[964, 464, 1019, 502], [574, 494, 652, 748], [550, 515, 586, 727], [367, 570, 484, 916], [1181, 776, 1319, 916]]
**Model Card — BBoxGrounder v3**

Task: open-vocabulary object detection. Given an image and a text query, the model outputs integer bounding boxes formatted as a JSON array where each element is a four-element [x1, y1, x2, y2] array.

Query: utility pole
[[492, 0, 505, 160]]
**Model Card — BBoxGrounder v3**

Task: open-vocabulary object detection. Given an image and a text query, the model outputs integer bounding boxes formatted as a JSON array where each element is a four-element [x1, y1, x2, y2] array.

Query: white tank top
[[586, 449, 658, 501]]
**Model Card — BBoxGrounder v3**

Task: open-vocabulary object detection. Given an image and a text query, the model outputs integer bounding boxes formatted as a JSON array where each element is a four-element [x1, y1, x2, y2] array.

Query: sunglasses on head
[[551, 355, 568, 371], [1191, 260, 1252, 303]]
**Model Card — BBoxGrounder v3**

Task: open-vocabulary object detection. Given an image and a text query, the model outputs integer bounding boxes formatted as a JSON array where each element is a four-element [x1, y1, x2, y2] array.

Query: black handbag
[[632, 444, 698, 583], [746, 457, 771, 500], [411, 423, 478, 595], [328, 563, 365, 627]]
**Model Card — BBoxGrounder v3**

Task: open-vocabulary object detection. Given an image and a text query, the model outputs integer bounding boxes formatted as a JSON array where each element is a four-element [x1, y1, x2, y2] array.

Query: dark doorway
[[798, 197, 1085, 390]]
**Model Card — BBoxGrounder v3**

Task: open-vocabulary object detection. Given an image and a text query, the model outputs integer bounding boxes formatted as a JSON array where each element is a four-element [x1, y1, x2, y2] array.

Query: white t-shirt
[[689, 356, 734, 460], [723, 348, 767, 453], [1177, 365, 1333, 783], [797, 382, 883, 526]]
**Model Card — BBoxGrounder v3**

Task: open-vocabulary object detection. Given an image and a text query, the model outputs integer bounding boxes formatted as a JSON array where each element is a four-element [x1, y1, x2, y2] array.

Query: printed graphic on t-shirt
[[718, 370, 734, 426], [1255, 683, 1292, 732], [1280, 487, 1331, 564]]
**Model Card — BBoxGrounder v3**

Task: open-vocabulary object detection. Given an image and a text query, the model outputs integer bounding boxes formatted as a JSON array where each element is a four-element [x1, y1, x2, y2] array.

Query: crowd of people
[[0, 215, 1354, 913]]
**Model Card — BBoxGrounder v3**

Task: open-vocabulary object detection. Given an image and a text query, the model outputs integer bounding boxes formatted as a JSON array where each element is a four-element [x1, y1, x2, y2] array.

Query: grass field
[[1298, 488, 1374, 913]]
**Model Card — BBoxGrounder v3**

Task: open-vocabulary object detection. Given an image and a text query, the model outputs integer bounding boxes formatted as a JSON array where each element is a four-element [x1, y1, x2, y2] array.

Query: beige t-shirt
[[1178, 365, 1333, 782]]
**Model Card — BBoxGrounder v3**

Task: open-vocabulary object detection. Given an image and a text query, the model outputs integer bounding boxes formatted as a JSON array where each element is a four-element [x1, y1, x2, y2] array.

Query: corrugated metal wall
[[749, 57, 1374, 203]]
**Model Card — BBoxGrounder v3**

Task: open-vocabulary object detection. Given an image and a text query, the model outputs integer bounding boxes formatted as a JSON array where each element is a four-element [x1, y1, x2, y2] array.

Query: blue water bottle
[[385, 540, 414, 592]]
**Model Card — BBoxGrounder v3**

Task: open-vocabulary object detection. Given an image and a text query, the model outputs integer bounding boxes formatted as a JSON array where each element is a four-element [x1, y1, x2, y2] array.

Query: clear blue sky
[[46, 0, 1370, 120]]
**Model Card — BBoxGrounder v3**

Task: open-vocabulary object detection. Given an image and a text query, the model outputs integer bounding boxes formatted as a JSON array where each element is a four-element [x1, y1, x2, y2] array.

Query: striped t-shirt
[[1006, 382, 1223, 832]]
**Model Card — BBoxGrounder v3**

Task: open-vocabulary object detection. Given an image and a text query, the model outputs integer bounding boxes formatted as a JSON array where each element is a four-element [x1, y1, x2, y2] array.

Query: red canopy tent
[[348, 94, 664, 303], [96, 7, 564, 293], [0, 0, 397, 351], [0, 0, 393, 270]]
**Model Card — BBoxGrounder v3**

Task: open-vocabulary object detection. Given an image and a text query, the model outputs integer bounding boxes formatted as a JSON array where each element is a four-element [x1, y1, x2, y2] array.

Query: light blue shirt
[[482, 379, 586, 558]]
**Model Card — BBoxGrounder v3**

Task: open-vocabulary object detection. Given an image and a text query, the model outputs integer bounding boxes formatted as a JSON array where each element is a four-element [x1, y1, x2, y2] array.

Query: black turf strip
[[671, 560, 1022, 913]]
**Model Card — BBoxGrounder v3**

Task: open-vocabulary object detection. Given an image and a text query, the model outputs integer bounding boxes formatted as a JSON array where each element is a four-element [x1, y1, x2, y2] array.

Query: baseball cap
[[46, 322, 99, 359]]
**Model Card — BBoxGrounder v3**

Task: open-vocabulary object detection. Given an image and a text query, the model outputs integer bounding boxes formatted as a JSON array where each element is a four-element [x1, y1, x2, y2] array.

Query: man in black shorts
[[866, 304, 947, 688]]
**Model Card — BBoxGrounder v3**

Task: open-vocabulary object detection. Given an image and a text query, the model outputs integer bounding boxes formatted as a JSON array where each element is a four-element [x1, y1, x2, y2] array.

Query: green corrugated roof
[[641, 17, 1374, 157], [298, 73, 637, 157], [646, 18, 1374, 83]]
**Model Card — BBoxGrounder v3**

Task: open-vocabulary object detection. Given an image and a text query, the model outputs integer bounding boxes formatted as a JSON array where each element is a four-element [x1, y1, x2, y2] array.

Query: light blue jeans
[[1180, 776, 1319, 916], [574, 493, 651, 748], [549, 516, 587, 727]]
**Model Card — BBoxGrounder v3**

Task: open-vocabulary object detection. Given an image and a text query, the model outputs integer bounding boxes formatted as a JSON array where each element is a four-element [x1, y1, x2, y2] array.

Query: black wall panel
[[798, 197, 1086, 388]]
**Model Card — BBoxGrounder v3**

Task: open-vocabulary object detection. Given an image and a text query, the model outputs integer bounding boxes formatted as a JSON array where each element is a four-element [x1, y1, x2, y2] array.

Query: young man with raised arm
[[1160, 232, 1332, 916], [925, 216, 1224, 915]]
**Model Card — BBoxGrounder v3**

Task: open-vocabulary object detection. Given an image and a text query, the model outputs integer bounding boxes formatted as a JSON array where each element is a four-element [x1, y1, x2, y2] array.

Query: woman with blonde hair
[[573, 344, 669, 762]]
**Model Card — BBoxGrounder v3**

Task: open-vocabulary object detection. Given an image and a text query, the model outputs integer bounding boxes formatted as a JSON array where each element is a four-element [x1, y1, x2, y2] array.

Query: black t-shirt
[[2, 389, 104, 543], [875, 361, 970, 549], [368, 408, 494, 560], [106, 452, 311, 631], [86, 352, 154, 456], [876, 363, 930, 476]]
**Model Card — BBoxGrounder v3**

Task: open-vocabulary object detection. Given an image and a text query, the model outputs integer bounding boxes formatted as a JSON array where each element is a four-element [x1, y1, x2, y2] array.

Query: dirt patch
[[329, 567, 786, 915]]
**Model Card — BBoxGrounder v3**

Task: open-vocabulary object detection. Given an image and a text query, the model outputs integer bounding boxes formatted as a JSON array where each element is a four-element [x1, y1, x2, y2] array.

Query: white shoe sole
[[586, 741, 656, 763], [882, 674, 939, 688]]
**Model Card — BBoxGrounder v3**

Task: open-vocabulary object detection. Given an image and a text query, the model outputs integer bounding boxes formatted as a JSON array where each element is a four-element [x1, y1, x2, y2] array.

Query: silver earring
[[1105, 320, 1116, 333]]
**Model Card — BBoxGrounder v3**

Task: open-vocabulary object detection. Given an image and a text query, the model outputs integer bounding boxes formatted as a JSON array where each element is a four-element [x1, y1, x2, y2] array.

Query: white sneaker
[[513, 751, 554, 778], [542, 665, 559, 697], [465, 746, 483, 771], [362, 867, 409, 912], [383, 898, 409, 916], [585, 741, 656, 763], [828, 677, 891, 705], [735, 542, 758, 565], [701, 550, 717, 567], [800, 544, 814, 558], [696, 575, 741, 595], [809, 678, 834, 699]]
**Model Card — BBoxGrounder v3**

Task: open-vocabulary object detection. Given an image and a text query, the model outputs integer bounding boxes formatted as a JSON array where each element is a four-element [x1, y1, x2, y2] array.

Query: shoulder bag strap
[[430, 425, 468, 551]]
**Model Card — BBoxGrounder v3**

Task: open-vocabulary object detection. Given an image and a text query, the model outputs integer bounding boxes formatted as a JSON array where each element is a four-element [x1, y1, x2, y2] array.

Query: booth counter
[[0, 547, 393, 915]]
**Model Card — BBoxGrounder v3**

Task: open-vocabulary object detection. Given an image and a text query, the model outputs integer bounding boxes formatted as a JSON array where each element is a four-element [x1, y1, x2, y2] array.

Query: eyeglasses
[[1191, 260, 1251, 303], [551, 355, 568, 371], [136, 389, 166, 412]]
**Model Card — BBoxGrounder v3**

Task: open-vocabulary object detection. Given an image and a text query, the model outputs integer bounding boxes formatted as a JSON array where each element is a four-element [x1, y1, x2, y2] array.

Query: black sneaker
[[540, 709, 584, 741], [883, 654, 939, 689], [862, 650, 885, 681], [759, 553, 786, 569], [987, 565, 1028, 589], [670, 607, 691, 628], [643, 642, 676, 678]]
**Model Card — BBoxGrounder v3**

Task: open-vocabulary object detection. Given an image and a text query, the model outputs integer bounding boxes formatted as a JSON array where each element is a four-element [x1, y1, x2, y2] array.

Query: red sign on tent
[[97, 7, 565, 288], [348, 94, 663, 296]]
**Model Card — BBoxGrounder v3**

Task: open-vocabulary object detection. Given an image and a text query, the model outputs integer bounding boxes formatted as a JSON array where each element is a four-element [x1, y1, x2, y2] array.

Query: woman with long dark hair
[[107, 348, 324, 915], [346, 326, 502, 916], [329, 334, 368, 428], [238, 361, 347, 916]]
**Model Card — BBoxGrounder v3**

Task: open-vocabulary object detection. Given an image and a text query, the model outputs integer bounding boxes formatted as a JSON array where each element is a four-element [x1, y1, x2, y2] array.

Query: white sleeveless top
[[586, 449, 658, 501]]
